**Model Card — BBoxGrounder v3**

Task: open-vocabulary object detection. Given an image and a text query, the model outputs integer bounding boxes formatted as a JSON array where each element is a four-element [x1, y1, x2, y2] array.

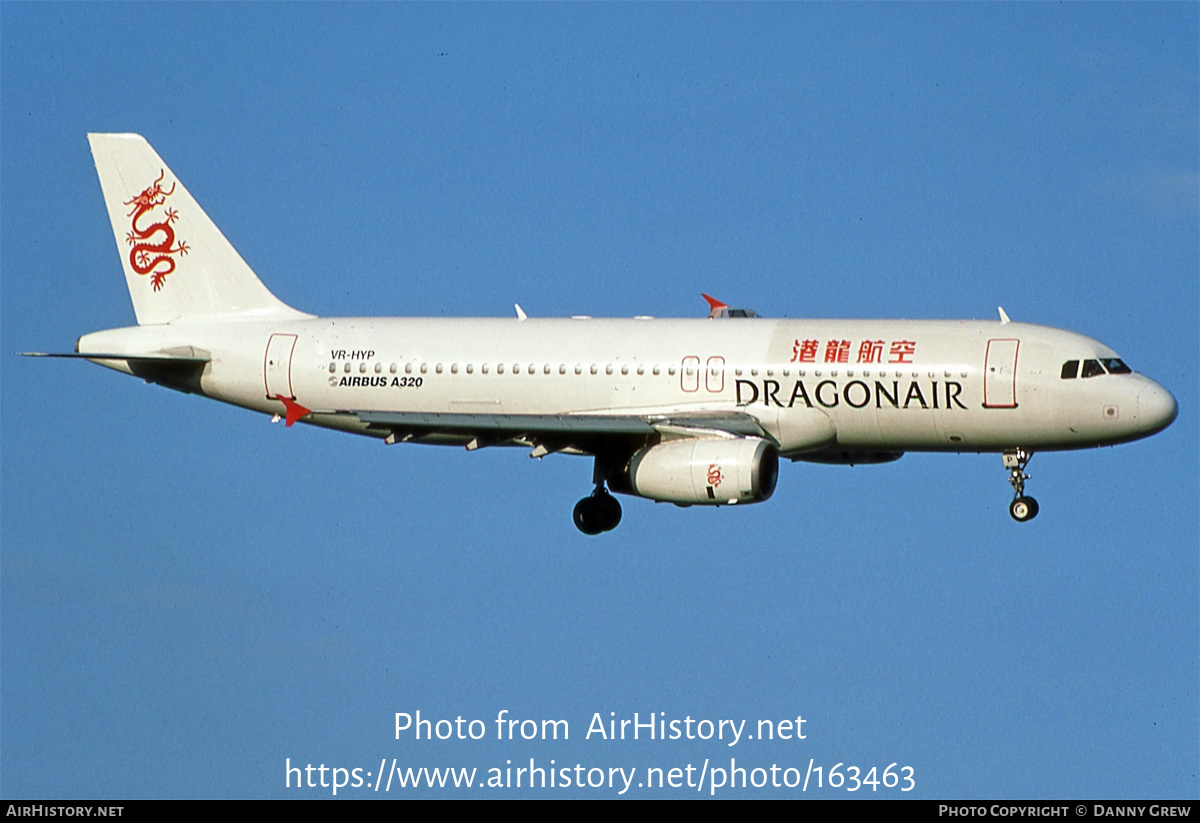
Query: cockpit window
[[1064, 358, 1132, 379], [1081, 359, 1106, 378]]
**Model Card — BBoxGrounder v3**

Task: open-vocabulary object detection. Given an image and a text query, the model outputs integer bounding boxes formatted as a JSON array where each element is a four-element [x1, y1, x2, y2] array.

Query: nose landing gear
[[1003, 449, 1039, 522]]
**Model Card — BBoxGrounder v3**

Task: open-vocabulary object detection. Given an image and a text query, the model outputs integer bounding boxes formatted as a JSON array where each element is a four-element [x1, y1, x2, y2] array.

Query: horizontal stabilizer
[[22, 351, 210, 363], [23, 350, 210, 394]]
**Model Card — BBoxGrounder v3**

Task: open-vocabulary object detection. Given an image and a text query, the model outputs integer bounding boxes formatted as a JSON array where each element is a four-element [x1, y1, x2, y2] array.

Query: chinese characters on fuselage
[[791, 339, 916, 365]]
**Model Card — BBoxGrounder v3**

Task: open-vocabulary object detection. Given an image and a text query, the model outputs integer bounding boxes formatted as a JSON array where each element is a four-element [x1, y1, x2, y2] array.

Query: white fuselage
[[77, 315, 1178, 456]]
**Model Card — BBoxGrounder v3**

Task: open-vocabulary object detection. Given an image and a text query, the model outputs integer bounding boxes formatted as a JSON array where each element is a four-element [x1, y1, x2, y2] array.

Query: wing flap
[[350, 408, 770, 455], [356, 411, 658, 434]]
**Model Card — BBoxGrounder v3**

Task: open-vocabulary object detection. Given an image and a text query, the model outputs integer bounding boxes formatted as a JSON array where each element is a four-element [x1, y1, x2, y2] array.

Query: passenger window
[[1081, 359, 1106, 378], [1061, 360, 1079, 379]]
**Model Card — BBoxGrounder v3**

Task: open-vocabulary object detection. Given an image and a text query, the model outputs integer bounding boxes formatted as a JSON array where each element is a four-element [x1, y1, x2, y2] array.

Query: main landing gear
[[574, 454, 623, 535], [1002, 448, 1039, 522], [573, 487, 622, 535]]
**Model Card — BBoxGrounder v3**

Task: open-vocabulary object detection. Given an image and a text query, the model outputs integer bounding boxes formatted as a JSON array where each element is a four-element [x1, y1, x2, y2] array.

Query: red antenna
[[274, 394, 311, 427]]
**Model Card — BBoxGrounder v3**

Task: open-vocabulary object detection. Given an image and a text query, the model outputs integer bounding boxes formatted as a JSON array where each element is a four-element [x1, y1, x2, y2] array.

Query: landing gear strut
[[574, 454, 623, 534], [1002, 449, 1039, 522]]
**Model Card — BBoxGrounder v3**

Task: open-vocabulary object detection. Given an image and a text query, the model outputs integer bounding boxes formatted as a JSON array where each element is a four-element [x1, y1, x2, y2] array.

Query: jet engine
[[617, 437, 779, 505]]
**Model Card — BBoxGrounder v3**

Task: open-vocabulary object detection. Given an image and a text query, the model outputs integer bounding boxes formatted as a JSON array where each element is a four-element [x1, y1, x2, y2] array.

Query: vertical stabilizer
[[87, 133, 310, 325]]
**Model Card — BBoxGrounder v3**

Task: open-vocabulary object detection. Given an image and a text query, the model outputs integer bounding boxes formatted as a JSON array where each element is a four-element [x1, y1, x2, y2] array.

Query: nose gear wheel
[[1002, 449, 1038, 522]]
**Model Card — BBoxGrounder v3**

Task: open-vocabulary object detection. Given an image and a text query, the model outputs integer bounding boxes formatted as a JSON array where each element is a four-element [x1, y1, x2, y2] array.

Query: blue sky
[[2, 3, 1196, 799]]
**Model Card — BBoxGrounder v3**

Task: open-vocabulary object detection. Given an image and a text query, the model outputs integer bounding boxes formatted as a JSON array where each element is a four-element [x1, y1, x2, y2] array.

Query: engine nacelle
[[621, 438, 779, 505]]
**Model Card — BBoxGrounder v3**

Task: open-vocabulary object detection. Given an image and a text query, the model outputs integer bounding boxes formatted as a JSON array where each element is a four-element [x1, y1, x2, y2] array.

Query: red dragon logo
[[707, 464, 724, 488], [124, 170, 189, 291]]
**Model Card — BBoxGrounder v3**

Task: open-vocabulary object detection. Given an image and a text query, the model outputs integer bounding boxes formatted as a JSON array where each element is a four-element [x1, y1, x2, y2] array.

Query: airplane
[[26, 134, 1178, 534]]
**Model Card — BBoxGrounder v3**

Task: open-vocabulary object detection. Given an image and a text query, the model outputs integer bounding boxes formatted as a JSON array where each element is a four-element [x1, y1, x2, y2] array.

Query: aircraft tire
[[596, 492, 622, 532], [574, 491, 622, 534], [573, 497, 605, 535], [1009, 496, 1039, 522]]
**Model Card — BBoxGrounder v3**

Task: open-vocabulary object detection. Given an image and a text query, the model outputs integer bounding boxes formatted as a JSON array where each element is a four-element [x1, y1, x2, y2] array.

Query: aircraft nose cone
[[1138, 383, 1178, 434]]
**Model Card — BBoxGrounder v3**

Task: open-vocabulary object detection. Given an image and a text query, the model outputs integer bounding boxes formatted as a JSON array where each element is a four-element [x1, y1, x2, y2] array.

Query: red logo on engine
[[124, 170, 189, 291], [707, 464, 723, 488]]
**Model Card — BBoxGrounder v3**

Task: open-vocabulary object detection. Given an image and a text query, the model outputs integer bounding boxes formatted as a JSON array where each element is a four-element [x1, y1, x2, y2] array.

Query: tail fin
[[88, 133, 311, 325]]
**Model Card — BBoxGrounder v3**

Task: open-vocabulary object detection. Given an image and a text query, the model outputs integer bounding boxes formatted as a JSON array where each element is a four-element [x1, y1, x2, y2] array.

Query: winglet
[[998, 306, 1011, 325], [515, 304, 527, 321], [274, 394, 311, 427], [701, 293, 727, 319]]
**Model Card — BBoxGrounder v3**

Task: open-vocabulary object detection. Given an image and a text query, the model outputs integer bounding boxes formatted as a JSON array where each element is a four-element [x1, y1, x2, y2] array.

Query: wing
[[349, 407, 771, 457]]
